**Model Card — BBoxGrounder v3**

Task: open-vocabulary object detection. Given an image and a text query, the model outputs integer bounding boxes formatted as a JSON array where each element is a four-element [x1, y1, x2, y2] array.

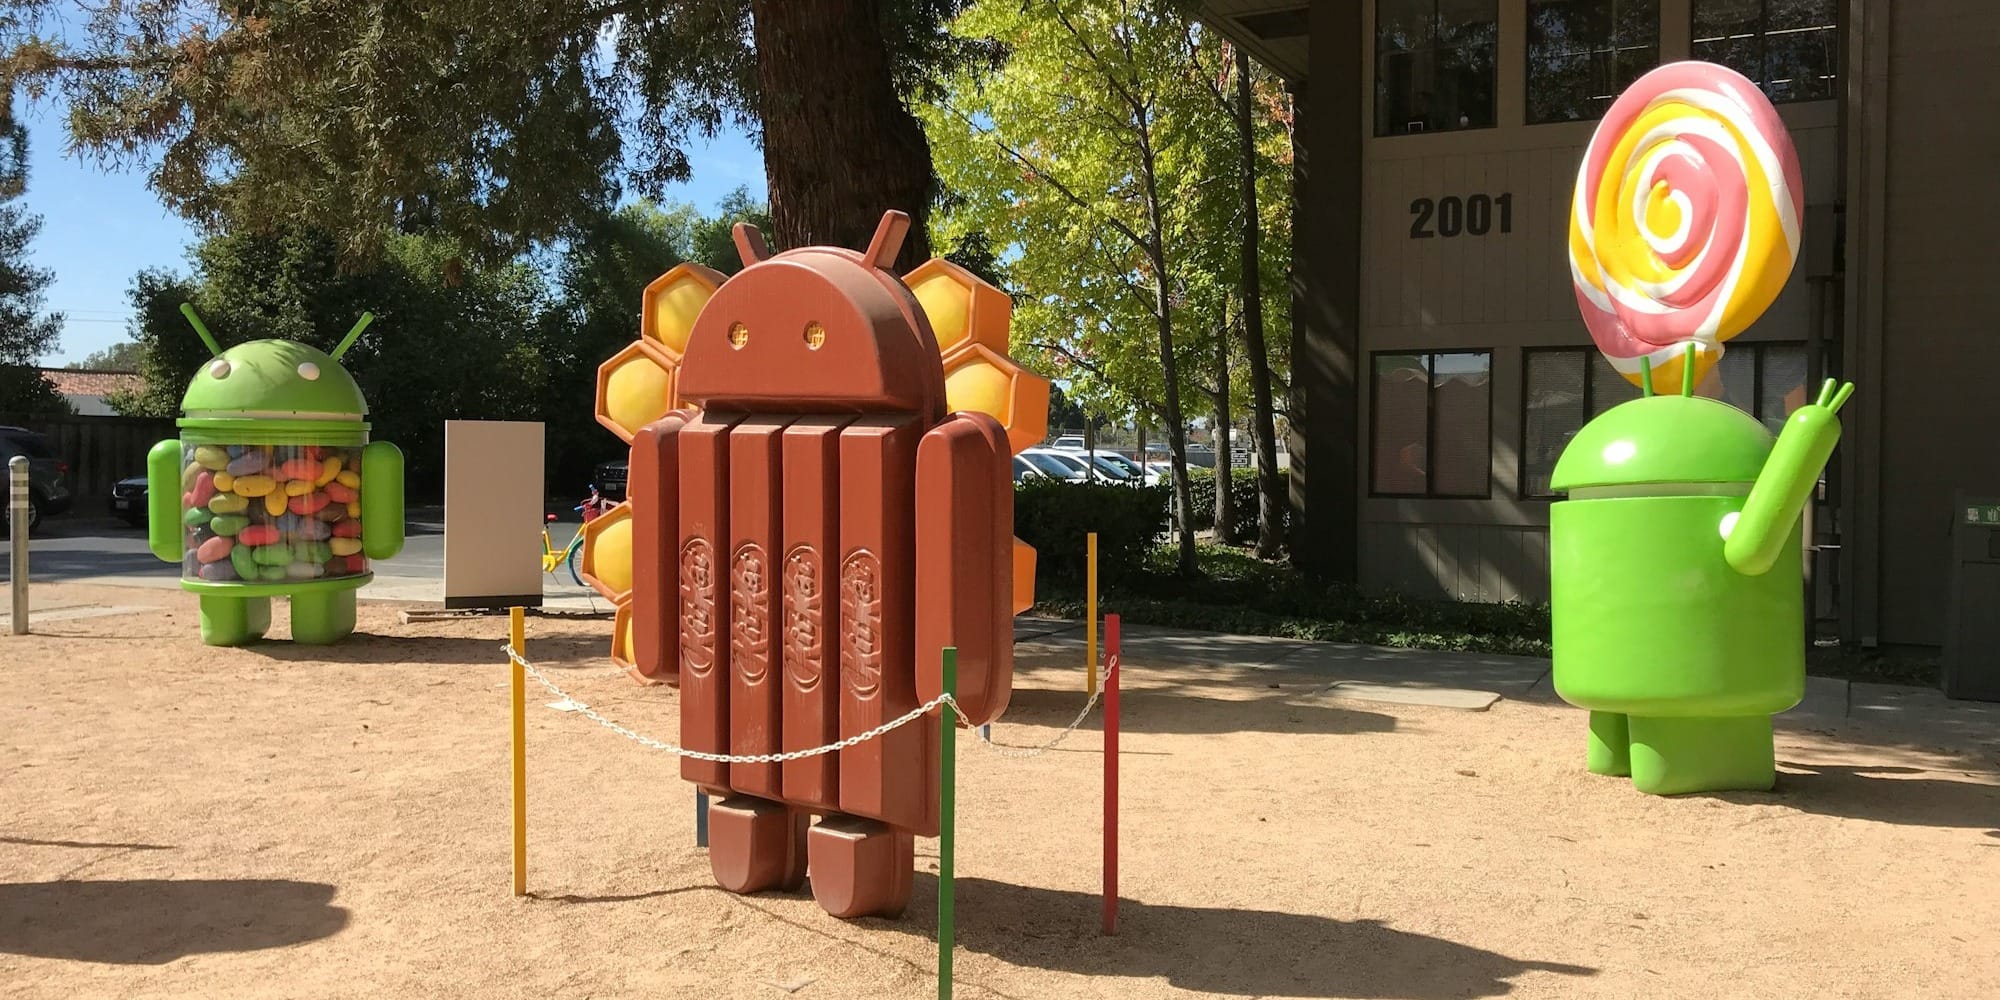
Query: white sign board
[[443, 420, 544, 609]]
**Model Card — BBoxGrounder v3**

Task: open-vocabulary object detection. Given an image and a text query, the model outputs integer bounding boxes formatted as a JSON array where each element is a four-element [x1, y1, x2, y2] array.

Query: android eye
[[208, 359, 232, 379], [803, 321, 826, 350], [728, 322, 749, 349], [297, 362, 321, 381]]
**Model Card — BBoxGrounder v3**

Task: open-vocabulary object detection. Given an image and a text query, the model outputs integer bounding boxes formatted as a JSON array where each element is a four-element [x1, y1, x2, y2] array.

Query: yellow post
[[509, 606, 527, 897], [1086, 531, 1098, 697]]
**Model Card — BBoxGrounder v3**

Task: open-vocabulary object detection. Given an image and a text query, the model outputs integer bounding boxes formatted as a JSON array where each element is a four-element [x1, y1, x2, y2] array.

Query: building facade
[[1203, 0, 2000, 649]]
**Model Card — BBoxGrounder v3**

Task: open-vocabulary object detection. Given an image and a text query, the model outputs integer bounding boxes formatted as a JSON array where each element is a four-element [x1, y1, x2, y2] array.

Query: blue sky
[[23, 98, 766, 367]]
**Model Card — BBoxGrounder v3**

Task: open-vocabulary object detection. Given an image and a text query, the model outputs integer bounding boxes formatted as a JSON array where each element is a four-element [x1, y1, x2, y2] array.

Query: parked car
[[1016, 449, 1089, 481], [1052, 447, 1155, 484], [1049, 434, 1087, 451], [110, 474, 149, 528], [594, 459, 628, 502], [0, 426, 73, 532]]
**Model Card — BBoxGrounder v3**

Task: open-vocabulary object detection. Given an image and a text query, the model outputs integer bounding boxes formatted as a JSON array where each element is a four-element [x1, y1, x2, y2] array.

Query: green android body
[[147, 314, 406, 646], [1548, 378, 1853, 795]]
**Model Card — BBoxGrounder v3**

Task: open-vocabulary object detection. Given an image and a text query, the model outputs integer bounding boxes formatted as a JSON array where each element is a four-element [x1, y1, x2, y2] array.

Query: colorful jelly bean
[[230, 543, 259, 580], [226, 452, 266, 477], [181, 506, 209, 527], [324, 480, 358, 504], [190, 471, 218, 507], [263, 492, 287, 517], [237, 524, 280, 546], [315, 504, 347, 523], [199, 561, 238, 583], [193, 445, 229, 471], [252, 544, 292, 567], [231, 474, 276, 497], [289, 491, 332, 516], [210, 515, 250, 537], [181, 462, 202, 492], [329, 536, 364, 557], [332, 520, 363, 538], [258, 565, 289, 582], [285, 562, 325, 580], [315, 457, 343, 486], [196, 535, 233, 563], [336, 469, 360, 489], [209, 493, 249, 515], [281, 479, 312, 497]]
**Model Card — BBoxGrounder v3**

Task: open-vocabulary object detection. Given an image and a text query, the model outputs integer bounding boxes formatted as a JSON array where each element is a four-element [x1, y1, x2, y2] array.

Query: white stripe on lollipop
[[1650, 86, 1801, 254], [1616, 115, 1742, 304], [1633, 146, 1697, 257]]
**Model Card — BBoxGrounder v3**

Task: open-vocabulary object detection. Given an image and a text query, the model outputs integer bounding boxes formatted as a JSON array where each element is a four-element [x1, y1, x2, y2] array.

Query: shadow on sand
[[1721, 762, 2000, 834], [0, 878, 348, 965]]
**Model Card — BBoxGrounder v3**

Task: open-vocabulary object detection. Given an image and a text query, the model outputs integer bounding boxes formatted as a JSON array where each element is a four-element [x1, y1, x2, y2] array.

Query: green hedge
[[1186, 466, 1290, 542], [1014, 478, 1169, 585]]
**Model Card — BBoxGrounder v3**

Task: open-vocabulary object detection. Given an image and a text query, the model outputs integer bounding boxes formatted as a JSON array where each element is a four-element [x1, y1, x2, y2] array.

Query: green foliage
[[0, 101, 66, 417], [74, 341, 145, 371], [7, 2, 987, 263], [689, 187, 776, 276], [1013, 478, 1169, 586], [116, 227, 548, 496], [1035, 543, 1553, 658], [1185, 466, 1288, 540]]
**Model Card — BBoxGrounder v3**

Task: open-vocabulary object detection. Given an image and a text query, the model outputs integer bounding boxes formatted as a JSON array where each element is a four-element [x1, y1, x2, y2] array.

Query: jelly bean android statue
[[1548, 363, 1853, 795], [146, 305, 405, 646]]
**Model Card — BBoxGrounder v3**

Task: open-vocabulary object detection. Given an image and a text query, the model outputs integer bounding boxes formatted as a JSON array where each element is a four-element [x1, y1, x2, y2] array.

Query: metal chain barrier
[[501, 643, 1116, 763]]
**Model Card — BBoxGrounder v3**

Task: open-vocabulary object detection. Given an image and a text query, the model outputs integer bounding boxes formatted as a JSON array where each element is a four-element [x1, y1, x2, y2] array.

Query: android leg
[[198, 595, 271, 646], [289, 589, 357, 644], [1586, 711, 1632, 776], [1626, 715, 1775, 795], [707, 794, 807, 894], [806, 814, 913, 919]]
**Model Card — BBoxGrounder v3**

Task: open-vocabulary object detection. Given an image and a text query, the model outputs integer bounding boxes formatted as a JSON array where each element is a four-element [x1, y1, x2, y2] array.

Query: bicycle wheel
[[566, 540, 586, 587]]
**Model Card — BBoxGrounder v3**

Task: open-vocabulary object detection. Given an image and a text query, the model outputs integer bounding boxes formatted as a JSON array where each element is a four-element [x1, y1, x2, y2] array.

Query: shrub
[[1014, 478, 1169, 585], [1185, 466, 1290, 541]]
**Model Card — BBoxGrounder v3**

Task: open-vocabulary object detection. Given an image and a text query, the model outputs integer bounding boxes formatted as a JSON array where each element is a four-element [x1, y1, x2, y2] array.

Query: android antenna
[[1681, 343, 1697, 397], [331, 312, 375, 361], [179, 303, 223, 357], [1638, 356, 1655, 397]]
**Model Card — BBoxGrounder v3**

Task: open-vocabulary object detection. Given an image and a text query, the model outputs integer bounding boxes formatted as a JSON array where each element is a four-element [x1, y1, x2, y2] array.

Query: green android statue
[[1549, 352, 1853, 795], [147, 305, 405, 646]]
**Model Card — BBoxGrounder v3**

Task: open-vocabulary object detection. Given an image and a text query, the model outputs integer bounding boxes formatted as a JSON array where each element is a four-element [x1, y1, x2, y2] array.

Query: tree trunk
[[1138, 182, 1195, 573], [1235, 47, 1285, 560], [1212, 320, 1235, 544], [748, 0, 933, 269]]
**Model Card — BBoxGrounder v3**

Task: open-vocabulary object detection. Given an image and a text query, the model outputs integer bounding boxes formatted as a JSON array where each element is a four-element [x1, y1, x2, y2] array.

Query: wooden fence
[[2, 413, 178, 504]]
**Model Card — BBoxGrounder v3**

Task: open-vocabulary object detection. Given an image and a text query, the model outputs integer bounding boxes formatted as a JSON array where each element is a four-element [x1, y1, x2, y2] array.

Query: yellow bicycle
[[541, 484, 613, 586]]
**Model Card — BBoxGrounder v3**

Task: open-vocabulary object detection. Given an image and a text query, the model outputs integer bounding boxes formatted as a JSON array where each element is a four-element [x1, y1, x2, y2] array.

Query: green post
[[939, 646, 957, 1000]]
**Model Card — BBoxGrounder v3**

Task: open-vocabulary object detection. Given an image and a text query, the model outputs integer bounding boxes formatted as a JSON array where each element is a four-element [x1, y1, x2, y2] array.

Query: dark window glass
[[1692, 0, 1838, 103], [1522, 343, 1806, 497], [1376, 0, 1499, 136], [1372, 351, 1493, 497], [1528, 0, 1661, 123]]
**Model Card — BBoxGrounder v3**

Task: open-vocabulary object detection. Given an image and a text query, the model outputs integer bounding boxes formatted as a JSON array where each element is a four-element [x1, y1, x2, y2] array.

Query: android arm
[[913, 410, 1014, 726], [1723, 379, 1854, 577], [628, 411, 688, 683], [146, 439, 185, 563], [360, 441, 406, 560]]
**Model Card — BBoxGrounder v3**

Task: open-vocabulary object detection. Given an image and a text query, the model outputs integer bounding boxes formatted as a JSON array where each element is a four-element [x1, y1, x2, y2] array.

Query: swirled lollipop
[[1569, 61, 1803, 394]]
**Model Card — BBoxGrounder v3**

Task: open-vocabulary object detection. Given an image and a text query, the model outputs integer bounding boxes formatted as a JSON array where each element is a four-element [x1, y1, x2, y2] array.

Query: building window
[[1527, 0, 1661, 124], [1521, 342, 1809, 498], [1692, 0, 1839, 103], [1371, 351, 1493, 497], [1376, 0, 1500, 136]]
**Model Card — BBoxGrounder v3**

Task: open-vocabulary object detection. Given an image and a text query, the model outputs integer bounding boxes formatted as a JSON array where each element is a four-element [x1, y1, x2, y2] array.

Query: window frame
[[1524, 0, 1663, 125], [1373, 0, 1502, 138], [1689, 0, 1841, 105], [1368, 347, 1496, 500], [1517, 341, 1808, 500]]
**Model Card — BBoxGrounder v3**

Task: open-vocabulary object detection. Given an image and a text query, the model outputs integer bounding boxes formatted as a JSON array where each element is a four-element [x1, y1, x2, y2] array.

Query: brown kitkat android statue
[[579, 211, 1049, 919]]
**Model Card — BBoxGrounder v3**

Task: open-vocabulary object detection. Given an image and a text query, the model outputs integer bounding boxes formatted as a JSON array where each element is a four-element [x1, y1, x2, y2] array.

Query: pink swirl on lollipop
[[1569, 61, 1804, 391]]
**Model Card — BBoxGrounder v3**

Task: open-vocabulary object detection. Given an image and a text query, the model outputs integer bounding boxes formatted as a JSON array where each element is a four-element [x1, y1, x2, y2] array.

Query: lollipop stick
[[1681, 343, 1697, 397], [1639, 356, 1655, 397]]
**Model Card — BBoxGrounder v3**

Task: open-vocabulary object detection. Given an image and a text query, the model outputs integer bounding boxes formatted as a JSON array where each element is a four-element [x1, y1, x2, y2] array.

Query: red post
[[1103, 614, 1120, 935]]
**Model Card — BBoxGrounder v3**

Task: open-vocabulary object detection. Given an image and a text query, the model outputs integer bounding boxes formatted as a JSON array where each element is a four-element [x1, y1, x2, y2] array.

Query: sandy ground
[[2, 583, 1997, 1000]]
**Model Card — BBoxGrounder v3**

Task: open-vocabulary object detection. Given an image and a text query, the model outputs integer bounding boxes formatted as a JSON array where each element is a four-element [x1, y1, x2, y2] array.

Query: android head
[[1548, 392, 1803, 719], [182, 339, 369, 420], [676, 211, 947, 418]]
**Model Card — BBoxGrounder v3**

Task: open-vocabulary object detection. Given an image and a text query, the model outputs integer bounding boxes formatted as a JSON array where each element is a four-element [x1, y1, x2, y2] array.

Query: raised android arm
[[1724, 379, 1856, 576], [146, 439, 184, 563], [914, 411, 1014, 726], [359, 441, 406, 561]]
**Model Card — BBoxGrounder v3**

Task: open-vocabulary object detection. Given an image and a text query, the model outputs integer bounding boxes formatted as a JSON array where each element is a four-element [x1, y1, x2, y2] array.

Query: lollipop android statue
[[1551, 61, 1855, 795], [146, 305, 406, 646], [585, 210, 1047, 919]]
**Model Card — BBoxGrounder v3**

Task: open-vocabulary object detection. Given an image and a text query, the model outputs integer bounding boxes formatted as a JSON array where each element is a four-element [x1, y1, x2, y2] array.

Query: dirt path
[[1, 583, 1996, 999]]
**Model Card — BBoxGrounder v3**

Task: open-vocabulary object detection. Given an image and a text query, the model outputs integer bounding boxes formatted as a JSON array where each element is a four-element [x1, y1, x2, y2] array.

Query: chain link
[[501, 643, 1117, 763]]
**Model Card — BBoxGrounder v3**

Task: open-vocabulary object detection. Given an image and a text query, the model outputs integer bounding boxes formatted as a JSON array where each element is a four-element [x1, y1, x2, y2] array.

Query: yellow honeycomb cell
[[595, 341, 679, 443], [941, 342, 1051, 455], [643, 263, 725, 357], [609, 601, 637, 675], [907, 258, 1012, 355], [579, 501, 635, 602]]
